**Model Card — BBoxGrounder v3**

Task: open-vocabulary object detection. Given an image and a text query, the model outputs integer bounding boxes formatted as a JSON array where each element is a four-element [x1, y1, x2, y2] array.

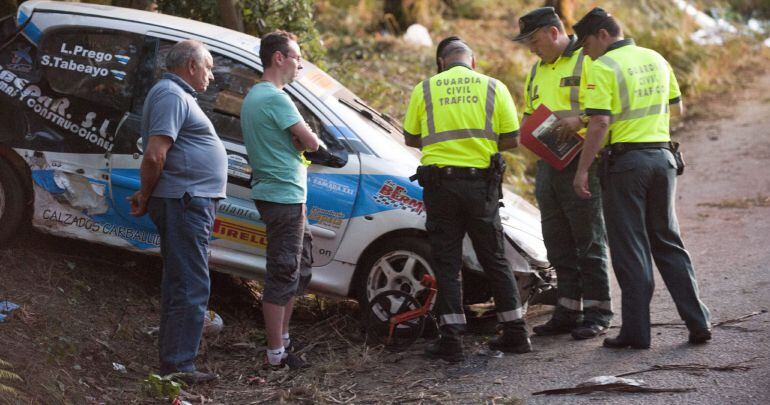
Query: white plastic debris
[[202, 310, 224, 336], [577, 376, 645, 387], [674, 0, 737, 45], [112, 362, 127, 374], [403, 24, 433, 47]]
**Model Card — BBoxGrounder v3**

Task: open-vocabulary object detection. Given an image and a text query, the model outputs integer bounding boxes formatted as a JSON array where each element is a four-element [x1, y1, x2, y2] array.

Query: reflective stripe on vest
[[598, 54, 670, 123], [527, 51, 585, 118], [566, 51, 585, 117], [421, 78, 499, 147]]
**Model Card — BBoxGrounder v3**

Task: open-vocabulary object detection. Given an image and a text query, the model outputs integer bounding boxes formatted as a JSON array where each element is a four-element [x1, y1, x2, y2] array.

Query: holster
[[409, 165, 440, 188], [488, 153, 506, 203], [670, 141, 685, 176]]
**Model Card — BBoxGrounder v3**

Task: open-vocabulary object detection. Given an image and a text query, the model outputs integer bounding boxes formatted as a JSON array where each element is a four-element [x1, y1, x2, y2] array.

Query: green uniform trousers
[[602, 148, 710, 347], [535, 158, 613, 326]]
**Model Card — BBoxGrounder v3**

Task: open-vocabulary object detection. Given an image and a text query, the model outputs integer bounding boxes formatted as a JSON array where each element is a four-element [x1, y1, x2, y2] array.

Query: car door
[[110, 34, 359, 267], [9, 24, 148, 247]]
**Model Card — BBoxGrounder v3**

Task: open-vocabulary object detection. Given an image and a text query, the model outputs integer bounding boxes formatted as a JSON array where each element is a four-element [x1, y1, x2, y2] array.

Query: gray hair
[[165, 40, 209, 69]]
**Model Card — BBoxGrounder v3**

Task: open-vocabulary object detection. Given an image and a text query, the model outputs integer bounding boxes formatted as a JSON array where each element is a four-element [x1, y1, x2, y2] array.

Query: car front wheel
[[357, 236, 435, 310]]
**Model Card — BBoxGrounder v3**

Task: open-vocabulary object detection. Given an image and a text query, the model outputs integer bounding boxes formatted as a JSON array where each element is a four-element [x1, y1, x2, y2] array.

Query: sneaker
[[165, 370, 218, 385], [424, 337, 465, 363], [263, 351, 311, 371], [571, 322, 609, 340], [688, 328, 712, 344], [488, 334, 533, 354], [532, 319, 579, 336]]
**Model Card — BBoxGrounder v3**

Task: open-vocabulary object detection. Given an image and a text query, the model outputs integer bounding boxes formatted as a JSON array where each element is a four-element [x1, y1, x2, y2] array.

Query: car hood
[[500, 186, 549, 266]]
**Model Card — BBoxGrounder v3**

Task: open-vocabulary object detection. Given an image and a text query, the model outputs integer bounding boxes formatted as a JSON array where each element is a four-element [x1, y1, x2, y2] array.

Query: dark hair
[[259, 30, 298, 69], [596, 16, 622, 37]]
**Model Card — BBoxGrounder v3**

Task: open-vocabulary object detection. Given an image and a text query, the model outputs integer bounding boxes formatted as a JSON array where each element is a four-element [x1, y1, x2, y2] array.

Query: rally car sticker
[[351, 174, 425, 218]]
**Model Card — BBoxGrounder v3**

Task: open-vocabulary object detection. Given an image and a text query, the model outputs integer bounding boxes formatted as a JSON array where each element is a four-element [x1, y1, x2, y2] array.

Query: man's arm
[[498, 130, 519, 151], [404, 130, 421, 148], [670, 98, 684, 118], [572, 115, 610, 199], [289, 120, 321, 152], [128, 135, 173, 216]]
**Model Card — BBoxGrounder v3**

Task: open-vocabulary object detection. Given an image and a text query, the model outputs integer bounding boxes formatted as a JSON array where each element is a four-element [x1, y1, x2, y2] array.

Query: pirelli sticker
[[213, 217, 267, 248]]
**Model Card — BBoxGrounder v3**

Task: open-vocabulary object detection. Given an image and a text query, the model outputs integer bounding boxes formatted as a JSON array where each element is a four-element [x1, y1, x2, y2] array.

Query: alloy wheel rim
[[366, 249, 433, 302]]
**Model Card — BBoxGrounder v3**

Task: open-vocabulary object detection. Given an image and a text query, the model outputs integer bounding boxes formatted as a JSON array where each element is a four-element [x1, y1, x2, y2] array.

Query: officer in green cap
[[403, 36, 532, 362], [572, 7, 711, 349], [514, 6, 613, 340]]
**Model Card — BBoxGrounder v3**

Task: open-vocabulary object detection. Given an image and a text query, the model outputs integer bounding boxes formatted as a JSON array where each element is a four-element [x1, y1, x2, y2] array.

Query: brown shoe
[[165, 370, 218, 385]]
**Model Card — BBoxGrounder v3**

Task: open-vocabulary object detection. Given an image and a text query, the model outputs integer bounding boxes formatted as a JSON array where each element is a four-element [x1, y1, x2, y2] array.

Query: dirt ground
[[2, 68, 770, 404]]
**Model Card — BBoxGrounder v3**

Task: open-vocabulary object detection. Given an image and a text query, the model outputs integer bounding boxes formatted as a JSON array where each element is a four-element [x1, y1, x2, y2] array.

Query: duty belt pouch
[[670, 141, 685, 176], [598, 148, 613, 189]]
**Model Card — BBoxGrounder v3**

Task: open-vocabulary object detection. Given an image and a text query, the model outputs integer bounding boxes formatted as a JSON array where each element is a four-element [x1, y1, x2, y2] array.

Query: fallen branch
[[713, 310, 767, 327], [616, 362, 752, 377], [533, 384, 695, 395]]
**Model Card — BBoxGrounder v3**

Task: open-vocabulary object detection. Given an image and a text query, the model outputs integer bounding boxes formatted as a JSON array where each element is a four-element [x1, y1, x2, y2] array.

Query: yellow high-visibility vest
[[524, 36, 590, 120], [403, 64, 519, 168], [584, 39, 682, 144]]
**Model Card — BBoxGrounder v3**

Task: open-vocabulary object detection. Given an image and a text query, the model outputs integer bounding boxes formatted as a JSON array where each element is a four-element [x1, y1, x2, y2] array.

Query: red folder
[[520, 104, 583, 170]]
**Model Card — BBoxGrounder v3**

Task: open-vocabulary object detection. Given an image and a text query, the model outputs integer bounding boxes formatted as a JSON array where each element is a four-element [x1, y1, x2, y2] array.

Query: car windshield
[[332, 88, 421, 162]]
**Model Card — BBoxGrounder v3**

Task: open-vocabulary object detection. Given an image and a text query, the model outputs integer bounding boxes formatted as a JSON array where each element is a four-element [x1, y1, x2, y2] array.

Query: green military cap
[[512, 7, 561, 42], [573, 7, 613, 48]]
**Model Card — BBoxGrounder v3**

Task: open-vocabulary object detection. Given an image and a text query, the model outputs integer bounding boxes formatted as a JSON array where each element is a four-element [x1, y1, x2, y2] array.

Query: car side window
[[38, 27, 144, 111], [133, 39, 347, 165]]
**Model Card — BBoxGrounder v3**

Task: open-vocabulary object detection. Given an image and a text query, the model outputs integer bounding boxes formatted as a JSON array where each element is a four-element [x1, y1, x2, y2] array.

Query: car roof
[[19, 0, 261, 54]]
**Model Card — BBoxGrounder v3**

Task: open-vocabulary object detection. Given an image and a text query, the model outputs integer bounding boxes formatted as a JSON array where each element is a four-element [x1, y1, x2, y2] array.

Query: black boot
[[424, 336, 464, 363], [489, 323, 533, 354], [532, 318, 580, 336]]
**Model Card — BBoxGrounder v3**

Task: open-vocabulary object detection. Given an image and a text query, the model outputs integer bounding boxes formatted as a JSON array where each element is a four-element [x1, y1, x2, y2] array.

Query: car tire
[[356, 236, 436, 311], [0, 158, 26, 245]]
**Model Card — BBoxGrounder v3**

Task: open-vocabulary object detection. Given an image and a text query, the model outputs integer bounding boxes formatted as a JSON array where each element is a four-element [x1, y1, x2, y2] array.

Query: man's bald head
[[436, 36, 474, 72]]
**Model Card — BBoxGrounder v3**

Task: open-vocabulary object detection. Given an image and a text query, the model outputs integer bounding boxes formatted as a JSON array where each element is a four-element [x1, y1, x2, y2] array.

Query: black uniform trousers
[[535, 158, 613, 326], [423, 176, 526, 338], [602, 148, 710, 347]]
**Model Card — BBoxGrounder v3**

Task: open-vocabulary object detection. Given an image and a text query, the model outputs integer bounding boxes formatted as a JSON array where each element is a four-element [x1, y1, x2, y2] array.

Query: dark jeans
[[423, 177, 526, 338], [535, 158, 613, 326], [602, 148, 710, 346], [254, 200, 313, 306], [148, 194, 217, 375]]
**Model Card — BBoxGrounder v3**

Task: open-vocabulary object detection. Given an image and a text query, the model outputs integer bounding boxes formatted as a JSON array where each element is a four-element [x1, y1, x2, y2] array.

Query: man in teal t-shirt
[[241, 30, 322, 370]]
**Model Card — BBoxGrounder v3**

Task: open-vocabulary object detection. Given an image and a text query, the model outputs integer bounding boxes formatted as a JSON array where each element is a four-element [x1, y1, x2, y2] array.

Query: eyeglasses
[[282, 52, 302, 63]]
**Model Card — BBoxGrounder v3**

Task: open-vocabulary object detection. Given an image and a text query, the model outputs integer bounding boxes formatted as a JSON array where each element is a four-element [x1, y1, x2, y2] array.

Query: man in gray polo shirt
[[128, 39, 227, 384]]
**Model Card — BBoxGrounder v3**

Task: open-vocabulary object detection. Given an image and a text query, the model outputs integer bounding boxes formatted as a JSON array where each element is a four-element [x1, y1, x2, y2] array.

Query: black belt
[[609, 142, 670, 155], [437, 166, 489, 178]]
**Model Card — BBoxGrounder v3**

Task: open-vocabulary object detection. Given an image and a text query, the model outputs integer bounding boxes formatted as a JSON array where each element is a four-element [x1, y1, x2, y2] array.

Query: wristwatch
[[579, 114, 590, 128]]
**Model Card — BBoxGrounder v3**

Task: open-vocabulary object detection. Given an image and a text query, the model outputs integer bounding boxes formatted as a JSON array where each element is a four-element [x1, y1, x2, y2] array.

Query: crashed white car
[[0, 0, 553, 308]]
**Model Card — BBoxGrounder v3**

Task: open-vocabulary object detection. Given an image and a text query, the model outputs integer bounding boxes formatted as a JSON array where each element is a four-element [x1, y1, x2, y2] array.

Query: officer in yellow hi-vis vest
[[572, 8, 711, 349], [403, 36, 532, 362], [514, 7, 613, 340]]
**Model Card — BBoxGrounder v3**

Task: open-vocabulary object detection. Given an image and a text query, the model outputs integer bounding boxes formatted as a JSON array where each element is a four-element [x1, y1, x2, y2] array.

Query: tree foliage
[[241, 0, 326, 64]]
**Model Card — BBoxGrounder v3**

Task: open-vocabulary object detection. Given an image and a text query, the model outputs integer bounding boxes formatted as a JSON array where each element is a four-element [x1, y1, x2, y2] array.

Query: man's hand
[[573, 169, 591, 199], [553, 116, 582, 144], [128, 190, 149, 217]]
